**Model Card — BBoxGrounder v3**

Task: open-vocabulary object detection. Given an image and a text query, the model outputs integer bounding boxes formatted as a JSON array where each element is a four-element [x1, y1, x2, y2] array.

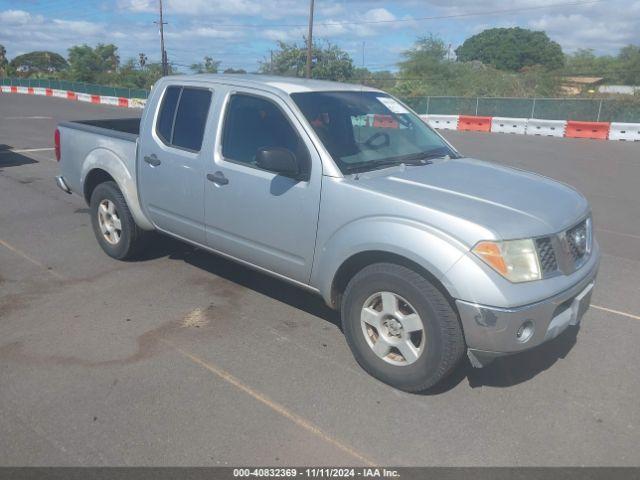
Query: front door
[[138, 84, 213, 244], [204, 91, 322, 284]]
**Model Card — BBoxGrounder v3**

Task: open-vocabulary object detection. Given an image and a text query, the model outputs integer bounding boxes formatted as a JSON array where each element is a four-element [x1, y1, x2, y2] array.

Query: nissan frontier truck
[[55, 74, 599, 391]]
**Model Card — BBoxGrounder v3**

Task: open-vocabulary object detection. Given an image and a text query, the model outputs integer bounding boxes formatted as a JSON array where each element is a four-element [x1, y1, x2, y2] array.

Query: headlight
[[472, 239, 541, 283]]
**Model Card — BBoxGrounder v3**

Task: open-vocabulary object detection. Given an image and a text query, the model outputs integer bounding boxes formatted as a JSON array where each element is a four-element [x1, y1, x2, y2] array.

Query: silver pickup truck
[[55, 74, 599, 392]]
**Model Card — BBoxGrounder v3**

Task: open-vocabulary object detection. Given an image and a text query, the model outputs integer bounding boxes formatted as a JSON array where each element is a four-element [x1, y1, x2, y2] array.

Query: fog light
[[516, 320, 534, 343]]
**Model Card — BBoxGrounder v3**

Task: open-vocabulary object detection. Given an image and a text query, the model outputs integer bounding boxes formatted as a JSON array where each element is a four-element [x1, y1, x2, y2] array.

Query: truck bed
[[57, 117, 141, 201], [60, 117, 141, 143]]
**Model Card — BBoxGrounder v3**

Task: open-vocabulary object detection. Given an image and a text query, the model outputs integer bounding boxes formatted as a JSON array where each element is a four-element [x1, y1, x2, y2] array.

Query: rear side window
[[156, 86, 180, 143], [155, 86, 212, 152], [172, 88, 212, 151]]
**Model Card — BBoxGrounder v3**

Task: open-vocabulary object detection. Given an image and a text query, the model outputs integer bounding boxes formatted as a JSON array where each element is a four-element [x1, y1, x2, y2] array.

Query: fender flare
[[311, 216, 469, 305], [81, 148, 154, 230]]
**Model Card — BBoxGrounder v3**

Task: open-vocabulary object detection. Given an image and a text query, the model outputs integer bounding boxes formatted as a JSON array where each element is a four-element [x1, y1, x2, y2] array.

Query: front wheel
[[90, 181, 149, 260], [341, 263, 465, 392]]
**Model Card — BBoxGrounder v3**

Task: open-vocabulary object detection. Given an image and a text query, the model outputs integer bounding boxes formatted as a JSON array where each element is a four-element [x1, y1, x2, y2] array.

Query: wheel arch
[[83, 168, 114, 203], [329, 250, 458, 311], [313, 218, 468, 309], [81, 148, 153, 230]]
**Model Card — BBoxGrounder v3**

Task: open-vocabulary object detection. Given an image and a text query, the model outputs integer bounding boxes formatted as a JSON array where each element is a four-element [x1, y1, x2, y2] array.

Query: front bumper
[[456, 256, 599, 367]]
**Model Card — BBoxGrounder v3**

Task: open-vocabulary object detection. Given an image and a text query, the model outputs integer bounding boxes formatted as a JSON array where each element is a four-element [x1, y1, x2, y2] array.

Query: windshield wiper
[[384, 147, 456, 165], [343, 158, 412, 174], [343, 149, 446, 174]]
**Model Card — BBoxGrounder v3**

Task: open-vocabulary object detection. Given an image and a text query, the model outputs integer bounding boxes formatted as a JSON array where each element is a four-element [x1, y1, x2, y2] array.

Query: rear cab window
[[155, 85, 212, 152]]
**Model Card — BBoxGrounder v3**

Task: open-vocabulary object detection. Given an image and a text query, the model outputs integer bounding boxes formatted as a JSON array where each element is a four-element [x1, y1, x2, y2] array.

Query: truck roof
[[167, 73, 382, 95]]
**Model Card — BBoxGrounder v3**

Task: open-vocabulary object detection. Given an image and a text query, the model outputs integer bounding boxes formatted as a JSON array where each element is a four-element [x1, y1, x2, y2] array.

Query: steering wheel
[[362, 132, 390, 150]]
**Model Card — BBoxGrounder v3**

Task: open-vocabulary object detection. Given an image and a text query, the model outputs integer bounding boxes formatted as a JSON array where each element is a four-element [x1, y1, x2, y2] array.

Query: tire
[[341, 263, 465, 392], [89, 181, 148, 260]]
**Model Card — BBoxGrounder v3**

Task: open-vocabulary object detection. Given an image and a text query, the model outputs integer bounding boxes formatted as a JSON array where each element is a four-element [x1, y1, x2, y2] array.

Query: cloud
[[117, 0, 311, 18], [0, 9, 39, 24], [416, 0, 640, 54], [0, 10, 109, 56], [174, 27, 240, 39], [2, 0, 639, 74], [529, 12, 638, 52], [361, 7, 396, 22], [51, 19, 105, 36]]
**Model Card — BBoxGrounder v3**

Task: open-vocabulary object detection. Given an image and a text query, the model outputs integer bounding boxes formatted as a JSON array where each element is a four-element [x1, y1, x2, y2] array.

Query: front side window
[[222, 94, 309, 169], [155, 86, 212, 152], [291, 91, 458, 174]]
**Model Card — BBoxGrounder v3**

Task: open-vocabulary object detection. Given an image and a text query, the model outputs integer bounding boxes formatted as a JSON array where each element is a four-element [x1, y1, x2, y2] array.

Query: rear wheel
[[341, 263, 465, 392], [90, 181, 148, 260]]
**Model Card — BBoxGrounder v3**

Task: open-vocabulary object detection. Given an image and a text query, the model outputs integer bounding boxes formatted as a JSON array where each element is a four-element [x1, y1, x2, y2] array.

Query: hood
[[353, 157, 589, 241]]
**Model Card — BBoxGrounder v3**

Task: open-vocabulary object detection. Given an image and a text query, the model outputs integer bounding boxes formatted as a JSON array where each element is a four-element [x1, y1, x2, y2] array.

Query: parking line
[[4, 116, 53, 120], [592, 304, 640, 321], [161, 338, 377, 467], [596, 228, 640, 241], [0, 147, 55, 154], [0, 238, 66, 280], [3, 227, 640, 325]]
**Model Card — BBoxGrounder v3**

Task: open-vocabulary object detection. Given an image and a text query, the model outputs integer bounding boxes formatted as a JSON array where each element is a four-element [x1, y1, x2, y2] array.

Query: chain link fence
[[0, 77, 149, 99], [3, 77, 640, 122], [402, 96, 640, 123]]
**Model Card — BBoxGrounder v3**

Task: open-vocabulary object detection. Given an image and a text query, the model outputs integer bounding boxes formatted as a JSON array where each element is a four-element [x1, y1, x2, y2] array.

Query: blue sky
[[1, 0, 639, 73]]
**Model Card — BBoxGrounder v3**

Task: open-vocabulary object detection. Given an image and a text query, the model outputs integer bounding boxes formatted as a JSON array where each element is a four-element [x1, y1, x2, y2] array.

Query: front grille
[[534, 217, 591, 278], [535, 237, 558, 274], [566, 220, 589, 263]]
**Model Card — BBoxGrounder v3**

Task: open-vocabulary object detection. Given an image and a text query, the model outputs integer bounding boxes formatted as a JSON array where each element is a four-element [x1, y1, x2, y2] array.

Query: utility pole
[[361, 41, 366, 85], [154, 0, 169, 76], [305, 0, 315, 79]]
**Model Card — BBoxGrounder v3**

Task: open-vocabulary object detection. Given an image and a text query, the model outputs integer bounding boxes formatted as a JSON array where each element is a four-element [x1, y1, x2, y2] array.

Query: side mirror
[[255, 147, 300, 179]]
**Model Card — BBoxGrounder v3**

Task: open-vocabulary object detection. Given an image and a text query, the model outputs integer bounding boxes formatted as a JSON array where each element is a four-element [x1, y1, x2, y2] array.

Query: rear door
[[204, 90, 323, 283], [138, 84, 213, 244]]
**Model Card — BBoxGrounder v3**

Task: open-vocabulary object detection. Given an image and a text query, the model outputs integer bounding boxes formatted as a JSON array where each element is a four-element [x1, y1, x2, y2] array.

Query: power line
[[40, 0, 599, 28], [177, 0, 603, 29]]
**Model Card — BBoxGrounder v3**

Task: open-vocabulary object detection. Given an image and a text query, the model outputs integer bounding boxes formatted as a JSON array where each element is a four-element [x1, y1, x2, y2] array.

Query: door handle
[[207, 171, 229, 185], [144, 154, 161, 167]]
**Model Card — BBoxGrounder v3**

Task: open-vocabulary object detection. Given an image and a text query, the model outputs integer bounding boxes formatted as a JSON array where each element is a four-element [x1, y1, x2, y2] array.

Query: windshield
[[291, 91, 458, 174]]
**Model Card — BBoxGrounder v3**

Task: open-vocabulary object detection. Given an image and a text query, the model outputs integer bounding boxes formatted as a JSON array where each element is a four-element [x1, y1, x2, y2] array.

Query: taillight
[[54, 128, 61, 161]]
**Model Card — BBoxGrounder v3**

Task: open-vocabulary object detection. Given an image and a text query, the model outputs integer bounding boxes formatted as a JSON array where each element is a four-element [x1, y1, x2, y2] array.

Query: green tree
[[455, 27, 564, 71], [395, 34, 560, 98], [565, 48, 599, 73], [110, 58, 148, 89], [396, 35, 461, 96], [564, 48, 616, 78], [617, 45, 640, 85], [9, 51, 68, 75], [190, 56, 221, 74], [260, 39, 354, 82], [0, 44, 7, 75], [102, 58, 173, 90], [351, 67, 396, 90], [399, 34, 448, 76], [562, 47, 640, 85], [67, 44, 120, 82], [95, 44, 119, 72], [223, 67, 247, 74]]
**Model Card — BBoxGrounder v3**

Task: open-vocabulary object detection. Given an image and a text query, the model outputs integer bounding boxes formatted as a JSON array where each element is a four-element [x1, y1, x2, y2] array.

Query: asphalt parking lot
[[1, 92, 639, 466]]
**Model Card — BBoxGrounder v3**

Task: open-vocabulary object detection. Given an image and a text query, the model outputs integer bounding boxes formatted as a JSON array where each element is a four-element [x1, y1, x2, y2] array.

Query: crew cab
[[55, 74, 599, 391]]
